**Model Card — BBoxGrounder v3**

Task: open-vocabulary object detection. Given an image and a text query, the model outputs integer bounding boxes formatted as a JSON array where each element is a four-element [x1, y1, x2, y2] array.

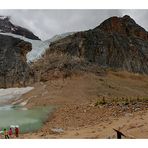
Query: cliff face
[[47, 15, 148, 74], [0, 16, 40, 40], [0, 34, 33, 88]]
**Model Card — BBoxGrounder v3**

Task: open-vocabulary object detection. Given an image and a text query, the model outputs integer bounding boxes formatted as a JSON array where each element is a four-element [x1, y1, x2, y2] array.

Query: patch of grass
[[95, 97, 107, 106], [94, 96, 148, 106], [141, 97, 148, 101], [94, 101, 99, 106]]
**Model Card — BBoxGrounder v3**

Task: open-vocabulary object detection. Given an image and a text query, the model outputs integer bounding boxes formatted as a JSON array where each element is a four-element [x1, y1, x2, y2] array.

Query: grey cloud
[[0, 9, 148, 40]]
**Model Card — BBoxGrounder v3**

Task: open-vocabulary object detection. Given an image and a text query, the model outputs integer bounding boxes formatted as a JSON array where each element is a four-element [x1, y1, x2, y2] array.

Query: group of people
[[0, 126, 19, 139]]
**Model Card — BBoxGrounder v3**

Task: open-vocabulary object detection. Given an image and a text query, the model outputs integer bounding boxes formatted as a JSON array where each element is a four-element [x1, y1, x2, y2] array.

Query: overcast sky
[[0, 10, 148, 40]]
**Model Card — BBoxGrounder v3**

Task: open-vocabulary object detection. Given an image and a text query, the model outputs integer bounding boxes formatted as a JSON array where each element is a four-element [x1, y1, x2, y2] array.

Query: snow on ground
[[0, 87, 34, 100]]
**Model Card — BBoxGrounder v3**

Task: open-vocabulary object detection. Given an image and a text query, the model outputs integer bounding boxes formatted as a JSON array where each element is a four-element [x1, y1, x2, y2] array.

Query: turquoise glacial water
[[0, 105, 55, 133]]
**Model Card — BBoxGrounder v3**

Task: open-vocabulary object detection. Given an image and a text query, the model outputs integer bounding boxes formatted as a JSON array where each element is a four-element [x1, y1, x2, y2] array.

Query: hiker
[[15, 126, 19, 138], [8, 128, 13, 138], [4, 129, 9, 139]]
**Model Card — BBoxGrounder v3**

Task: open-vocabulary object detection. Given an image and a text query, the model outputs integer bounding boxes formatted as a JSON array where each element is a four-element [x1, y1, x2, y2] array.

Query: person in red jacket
[[15, 126, 19, 138], [8, 128, 13, 138]]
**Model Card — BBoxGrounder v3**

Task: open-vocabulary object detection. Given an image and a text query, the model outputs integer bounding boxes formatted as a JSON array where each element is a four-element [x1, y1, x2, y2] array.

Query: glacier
[[0, 32, 49, 62], [0, 32, 74, 62]]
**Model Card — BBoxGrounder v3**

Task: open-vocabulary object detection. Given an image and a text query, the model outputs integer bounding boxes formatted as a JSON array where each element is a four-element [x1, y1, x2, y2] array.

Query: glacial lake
[[0, 87, 54, 133], [0, 104, 54, 133]]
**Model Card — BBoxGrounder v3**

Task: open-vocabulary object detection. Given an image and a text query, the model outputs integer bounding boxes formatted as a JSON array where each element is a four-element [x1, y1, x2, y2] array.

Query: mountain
[[0, 16, 40, 40], [0, 16, 76, 62], [43, 15, 148, 75], [0, 16, 48, 62], [1, 15, 148, 88], [0, 16, 76, 88], [0, 34, 34, 88], [0, 16, 44, 88]]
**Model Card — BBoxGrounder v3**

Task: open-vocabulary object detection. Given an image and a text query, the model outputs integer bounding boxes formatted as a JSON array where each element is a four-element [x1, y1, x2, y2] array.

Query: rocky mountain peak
[[122, 15, 135, 22], [95, 15, 148, 41], [0, 16, 10, 21], [0, 16, 40, 40], [43, 15, 148, 75]]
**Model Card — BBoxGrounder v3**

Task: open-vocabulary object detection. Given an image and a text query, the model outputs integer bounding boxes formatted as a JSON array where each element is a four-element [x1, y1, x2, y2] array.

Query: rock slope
[[47, 15, 148, 74], [0, 34, 34, 88]]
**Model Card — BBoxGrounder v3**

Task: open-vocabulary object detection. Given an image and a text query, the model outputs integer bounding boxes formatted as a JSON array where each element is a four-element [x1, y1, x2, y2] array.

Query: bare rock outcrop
[[46, 15, 148, 74], [0, 34, 34, 88]]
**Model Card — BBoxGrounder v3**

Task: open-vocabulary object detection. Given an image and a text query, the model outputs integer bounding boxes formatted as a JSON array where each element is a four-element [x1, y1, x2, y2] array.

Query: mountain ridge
[[41, 15, 148, 75], [1, 15, 148, 88], [96, 15, 148, 41], [0, 16, 40, 40]]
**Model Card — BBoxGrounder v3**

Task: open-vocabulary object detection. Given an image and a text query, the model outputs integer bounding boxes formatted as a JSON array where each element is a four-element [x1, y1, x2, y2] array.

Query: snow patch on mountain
[[0, 16, 7, 20]]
